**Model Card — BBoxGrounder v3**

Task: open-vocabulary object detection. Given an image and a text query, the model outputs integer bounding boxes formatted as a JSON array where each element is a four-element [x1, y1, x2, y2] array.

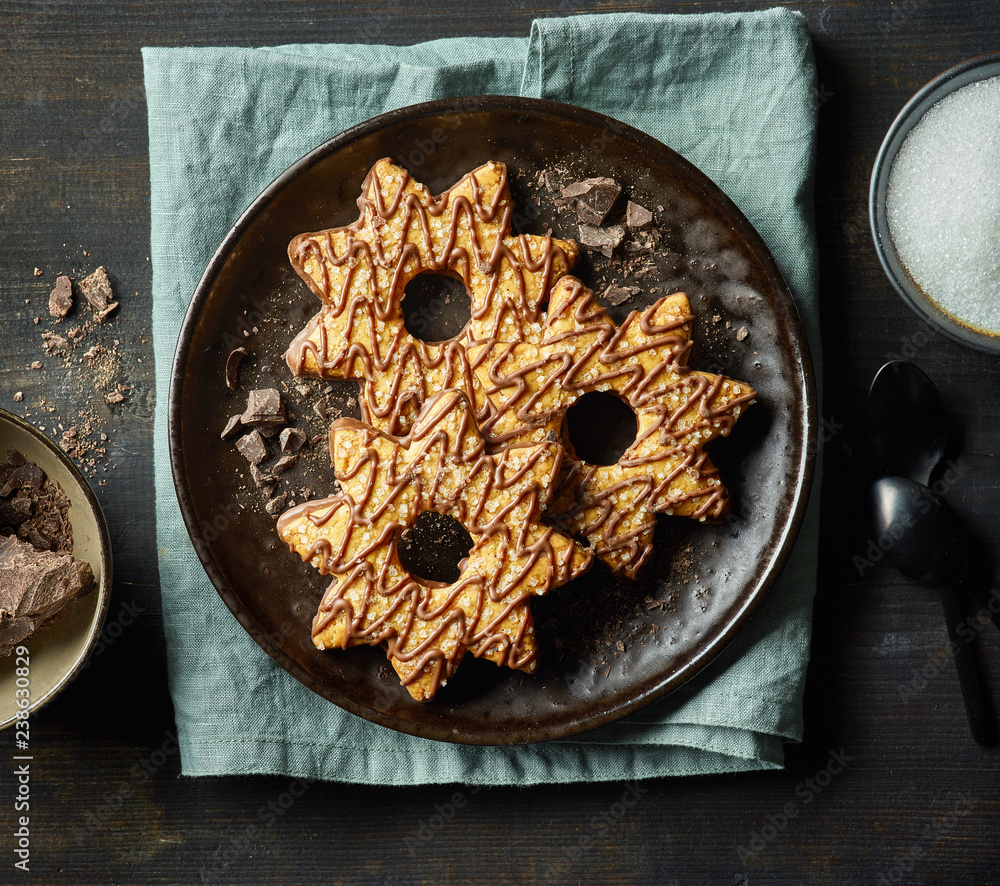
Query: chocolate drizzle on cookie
[[471, 276, 756, 578], [285, 159, 578, 436], [277, 390, 592, 701]]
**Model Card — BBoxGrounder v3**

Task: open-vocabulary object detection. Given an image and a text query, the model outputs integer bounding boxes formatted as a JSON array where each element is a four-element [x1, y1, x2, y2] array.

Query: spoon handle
[[941, 585, 997, 747], [957, 579, 1000, 631]]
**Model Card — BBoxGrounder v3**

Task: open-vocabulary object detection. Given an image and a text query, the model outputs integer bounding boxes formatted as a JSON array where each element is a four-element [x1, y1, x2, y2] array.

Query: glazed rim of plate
[[170, 95, 816, 744]]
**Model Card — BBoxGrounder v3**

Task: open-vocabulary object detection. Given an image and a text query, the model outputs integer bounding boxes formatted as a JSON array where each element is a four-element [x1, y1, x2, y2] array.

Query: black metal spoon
[[871, 477, 997, 746], [867, 360, 996, 621], [867, 360, 949, 486]]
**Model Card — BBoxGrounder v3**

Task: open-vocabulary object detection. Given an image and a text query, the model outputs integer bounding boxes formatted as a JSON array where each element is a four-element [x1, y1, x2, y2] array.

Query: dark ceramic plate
[[170, 96, 815, 745]]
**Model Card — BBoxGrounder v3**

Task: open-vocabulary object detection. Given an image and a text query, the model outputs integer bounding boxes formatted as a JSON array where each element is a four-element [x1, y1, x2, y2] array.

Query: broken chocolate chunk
[[0, 462, 44, 498], [264, 493, 287, 516], [0, 497, 31, 526], [225, 347, 248, 392], [242, 388, 286, 428], [560, 177, 621, 225], [236, 429, 268, 465], [577, 224, 625, 257], [602, 284, 642, 307], [0, 535, 96, 657], [48, 275, 74, 318], [279, 428, 307, 453], [79, 266, 115, 311], [250, 463, 279, 495], [537, 168, 560, 194], [221, 415, 243, 440], [272, 455, 297, 473], [625, 201, 653, 228]]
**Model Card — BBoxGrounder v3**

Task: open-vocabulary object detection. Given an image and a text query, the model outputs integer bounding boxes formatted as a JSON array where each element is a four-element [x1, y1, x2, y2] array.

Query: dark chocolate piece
[[272, 455, 297, 473], [236, 430, 268, 465], [250, 463, 278, 495], [0, 535, 96, 657], [577, 224, 625, 257], [279, 428, 307, 453], [560, 177, 621, 225], [242, 388, 286, 428], [0, 463, 44, 497], [0, 497, 31, 526], [625, 201, 653, 228], [225, 347, 248, 391], [48, 275, 74, 318], [221, 415, 242, 440], [79, 266, 115, 311], [602, 284, 641, 307], [264, 493, 287, 516], [0, 452, 73, 554]]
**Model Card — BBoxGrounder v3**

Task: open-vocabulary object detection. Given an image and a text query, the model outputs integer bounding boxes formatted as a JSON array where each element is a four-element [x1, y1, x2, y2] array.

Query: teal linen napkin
[[144, 9, 821, 785]]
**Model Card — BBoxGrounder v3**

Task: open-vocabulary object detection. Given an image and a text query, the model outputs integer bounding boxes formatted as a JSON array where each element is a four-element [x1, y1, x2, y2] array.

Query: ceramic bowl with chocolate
[[0, 408, 112, 730]]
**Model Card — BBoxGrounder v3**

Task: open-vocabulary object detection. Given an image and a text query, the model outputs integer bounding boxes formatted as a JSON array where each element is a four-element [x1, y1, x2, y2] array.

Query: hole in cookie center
[[565, 391, 638, 466], [402, 272, 472, 343], [398, 511, 474, 585]]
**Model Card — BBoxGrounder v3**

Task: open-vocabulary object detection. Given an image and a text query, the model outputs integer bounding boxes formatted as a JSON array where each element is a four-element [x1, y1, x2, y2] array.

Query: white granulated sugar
[[886, 75, 1000, 333]]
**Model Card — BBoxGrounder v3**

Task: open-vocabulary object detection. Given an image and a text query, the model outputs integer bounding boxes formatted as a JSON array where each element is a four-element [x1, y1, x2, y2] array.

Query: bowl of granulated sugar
[[871, 51, 1000, 355]]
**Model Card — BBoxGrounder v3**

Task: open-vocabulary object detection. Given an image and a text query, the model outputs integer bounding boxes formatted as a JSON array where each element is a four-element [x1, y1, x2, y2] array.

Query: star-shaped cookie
[[276, 389, 593, 701], [470, 276, 756, 578], [285, 158, 579, 436]]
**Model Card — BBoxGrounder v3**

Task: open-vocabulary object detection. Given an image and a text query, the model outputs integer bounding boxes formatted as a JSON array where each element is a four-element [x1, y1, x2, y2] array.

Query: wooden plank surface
[[2, 0, 1000, 882]]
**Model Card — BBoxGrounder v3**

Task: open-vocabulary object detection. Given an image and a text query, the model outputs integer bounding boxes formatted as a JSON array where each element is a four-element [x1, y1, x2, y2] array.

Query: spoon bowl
[[871, 476, 969, 585], [868, 361, 949, 486]]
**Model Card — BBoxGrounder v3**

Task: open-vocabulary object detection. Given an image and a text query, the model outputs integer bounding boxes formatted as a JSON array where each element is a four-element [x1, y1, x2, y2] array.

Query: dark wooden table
[[3, 1, 1000, 882]]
